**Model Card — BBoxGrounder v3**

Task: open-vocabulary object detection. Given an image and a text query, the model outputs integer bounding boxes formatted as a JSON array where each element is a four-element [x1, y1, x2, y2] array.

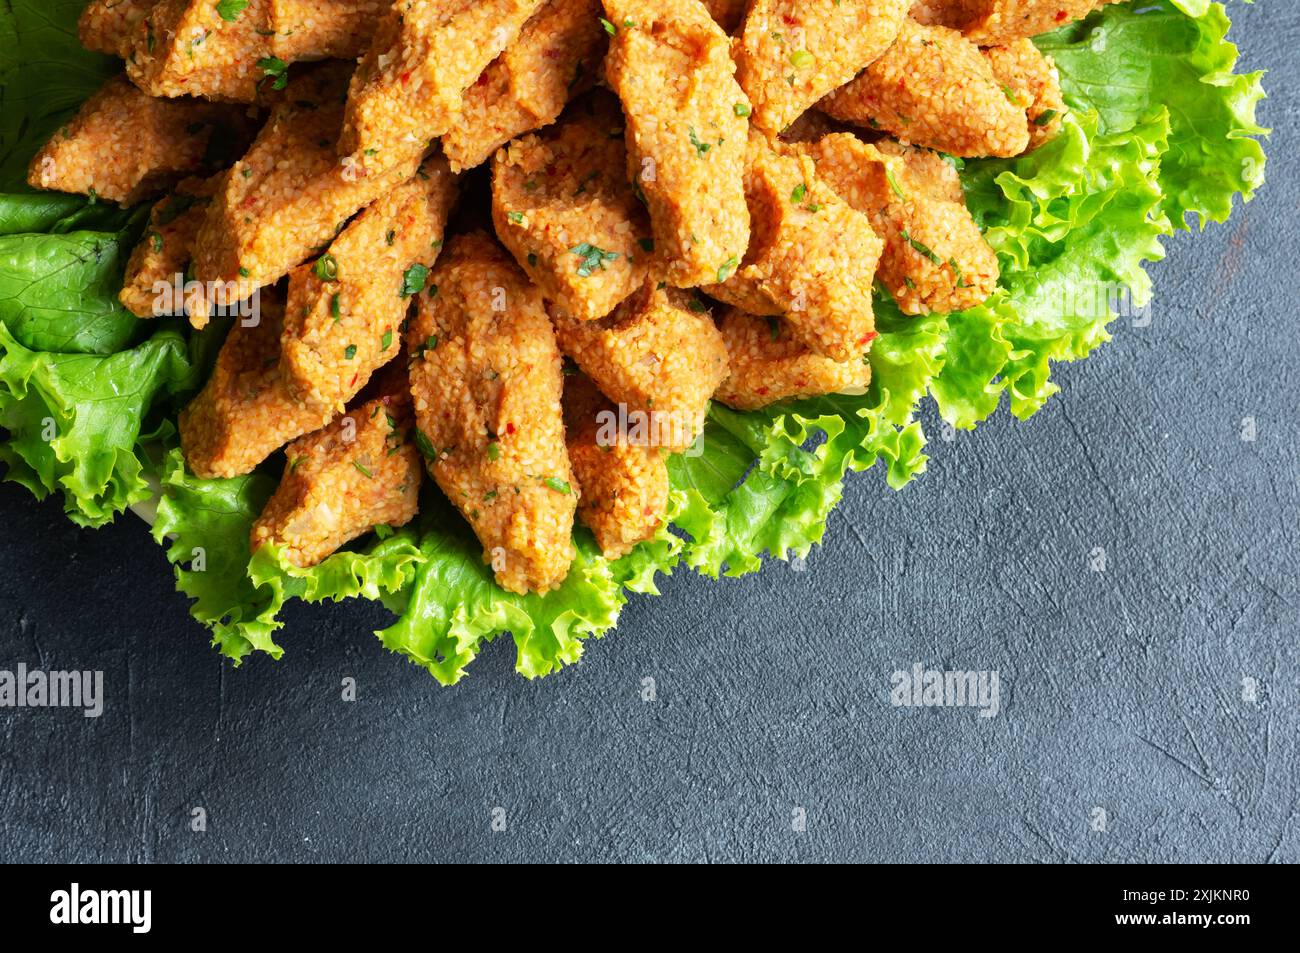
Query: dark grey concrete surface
[[1, 3, 1296, 863]]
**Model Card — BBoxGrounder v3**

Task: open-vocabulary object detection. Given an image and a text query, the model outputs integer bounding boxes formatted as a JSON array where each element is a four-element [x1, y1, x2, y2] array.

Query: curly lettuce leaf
[[153, 447, 427, 663], [376, 498, 624, 684], [1038, 0, 1266, 228], [936, 109, 1172, 425], [0, 320, 195, 525], [151, 448, 283, 662], [0, 220, 148, 355]]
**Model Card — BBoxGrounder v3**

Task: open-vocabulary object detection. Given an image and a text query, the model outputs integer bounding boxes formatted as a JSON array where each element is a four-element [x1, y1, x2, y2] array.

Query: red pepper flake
[[400, 70, 412, 84], [757, 386, 770, 395], [504, 422, 516, 435], [1055, 9, 1068, 21], [857, 333, 877, 346]]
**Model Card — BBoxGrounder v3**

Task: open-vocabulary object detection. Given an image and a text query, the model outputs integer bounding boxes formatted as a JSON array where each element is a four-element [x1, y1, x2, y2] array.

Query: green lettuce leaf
[[0, 320, 195, 525], [1038, 0, 1267, 228], [375, 497, 624, 684], [151, 447, 283, 662], [0, 220, 148, 355], [153, 447, 427, 663]]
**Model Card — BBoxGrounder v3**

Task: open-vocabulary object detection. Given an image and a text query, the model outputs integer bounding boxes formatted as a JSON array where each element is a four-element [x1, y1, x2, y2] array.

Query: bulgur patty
[[124, 0, 270, 103], [713, 307, 873, 411], [250, 372, 421, 568], [441, 0, 607, 174], [191, 65, 423, 322], [120, 176, 219, 320], [26, 75, 253, 205], [77, 0, 153, 56], [492, 92, 653, 322], [564, 373, 669, 560], [603, 0, 751, 289], [406, 232, 577, 595], [912, 0, 1123, 44], [339, 0, 548, 174], [281, 154, 459, 410], [702, 136, 882, 363], [819, 18, 1031, 158], [735, 0, 909, 137], [984, 39, 1066, 151], [805, 133, 998, 315], [552, 279, 728, 451], [269, 0, 388, 62], [179, 292, 335, 479]]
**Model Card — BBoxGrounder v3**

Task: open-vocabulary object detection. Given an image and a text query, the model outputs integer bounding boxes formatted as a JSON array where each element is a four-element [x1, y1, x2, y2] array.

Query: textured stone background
[[0, 3, 1295, 863]]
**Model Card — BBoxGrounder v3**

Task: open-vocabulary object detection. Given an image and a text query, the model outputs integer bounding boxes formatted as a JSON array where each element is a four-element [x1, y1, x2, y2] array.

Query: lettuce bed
[[0, 1, 1267, 683]]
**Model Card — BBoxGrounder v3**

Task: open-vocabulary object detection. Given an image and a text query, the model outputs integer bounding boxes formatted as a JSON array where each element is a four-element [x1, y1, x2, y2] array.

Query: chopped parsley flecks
[[885, 166, 907, 201], [414, 430, 437, 460], [569, 242, 620, 277], [948, 258, 969, 288], [256, 56, 288, 91], [506, 210, 524, 224], [381, 329, 393, 351], [353, 460, 373, 479], [215, 0, 248, 22], [1034, 109, 1059, 127], [487, 442, 501, 461], [716, 256, 739, 284], [688, 126, 711, 156], [734, 103, 751, 117], [344, 344, 357, 360], [400, 263, 428, 296], [789, 50, 813, 69], [313, 254, 339, 281], [901, 229, 942, 266], [545, 477, 571, 494]]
